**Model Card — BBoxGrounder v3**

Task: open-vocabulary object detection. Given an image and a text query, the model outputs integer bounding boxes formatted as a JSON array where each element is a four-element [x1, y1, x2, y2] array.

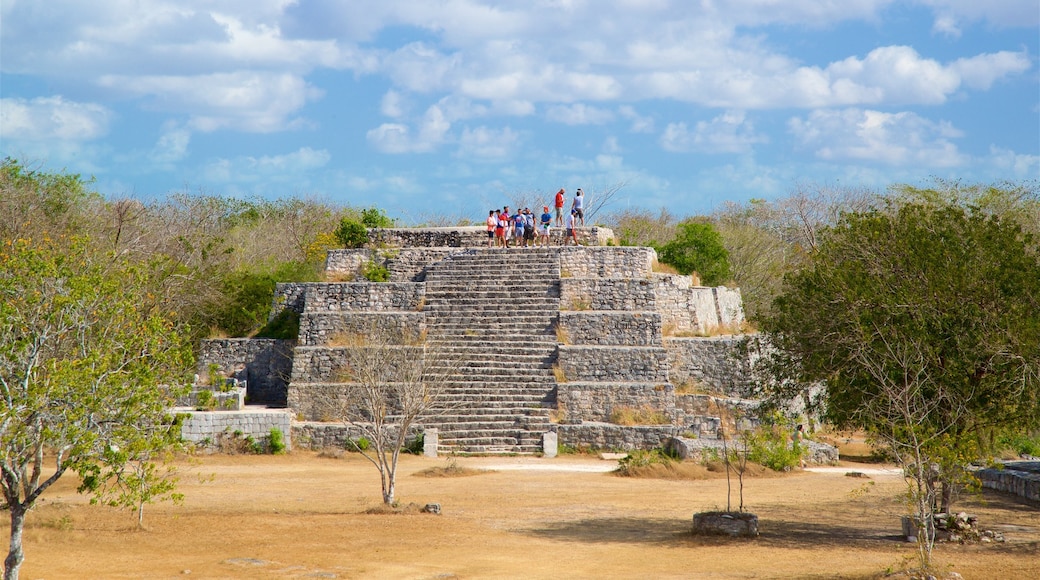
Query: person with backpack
[[523, 208, 536, 247]]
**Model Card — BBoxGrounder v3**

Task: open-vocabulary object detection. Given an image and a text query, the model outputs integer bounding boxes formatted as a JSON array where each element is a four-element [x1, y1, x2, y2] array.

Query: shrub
[[361, 207, 395, 228], [404, 434, 425, 455], [746, 426, 804, 471], [335, 218, 368, 248], [361, 260, 390, 282], [616, 449, 676, 475], [269, 428, 286, 454], [348, 437, 371, 452], [194, 390, 216, 411]]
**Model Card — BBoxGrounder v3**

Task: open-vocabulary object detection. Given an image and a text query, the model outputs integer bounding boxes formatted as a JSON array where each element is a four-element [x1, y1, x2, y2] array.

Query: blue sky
[[2, 1, 1037, 222]]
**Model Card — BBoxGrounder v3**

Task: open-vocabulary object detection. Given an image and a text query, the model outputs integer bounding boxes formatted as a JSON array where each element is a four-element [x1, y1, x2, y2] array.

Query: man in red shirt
[[554, 189, 565, 227]]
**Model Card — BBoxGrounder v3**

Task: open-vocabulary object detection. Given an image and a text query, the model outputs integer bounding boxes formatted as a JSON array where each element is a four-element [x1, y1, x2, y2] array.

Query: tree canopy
[[761, 200, 1040, 569], [656, 220, 731, 285]]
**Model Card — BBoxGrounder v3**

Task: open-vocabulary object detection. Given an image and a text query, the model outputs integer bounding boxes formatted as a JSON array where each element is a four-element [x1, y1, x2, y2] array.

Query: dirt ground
[[11, 451, 1040, 580]]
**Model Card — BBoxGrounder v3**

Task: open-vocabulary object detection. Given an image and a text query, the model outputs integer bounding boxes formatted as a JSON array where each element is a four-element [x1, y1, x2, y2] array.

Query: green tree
[[761, 202, 1040, 572], [656, 220, 731, 285], [360, 207, 395, 228], [334, 217, 369, 249], [0, 236, 192, 580]]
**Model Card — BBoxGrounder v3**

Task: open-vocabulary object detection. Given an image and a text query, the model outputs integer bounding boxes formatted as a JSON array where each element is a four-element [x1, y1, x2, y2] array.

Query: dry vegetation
[[11, 452, 1038, 579]]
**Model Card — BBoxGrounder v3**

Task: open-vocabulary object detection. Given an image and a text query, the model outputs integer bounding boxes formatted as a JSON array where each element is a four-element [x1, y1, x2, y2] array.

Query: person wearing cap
[[571, 188, 585, 226], [564, 209, 578, 245], [493, 209, 506, 247], [539, 205, 552, 247]]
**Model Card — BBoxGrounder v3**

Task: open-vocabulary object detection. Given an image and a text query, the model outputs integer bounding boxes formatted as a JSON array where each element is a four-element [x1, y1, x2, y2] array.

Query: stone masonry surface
[[557, 382, 677, 424], [666, 336, 754, 397], [558, 311, 662, 346], [560, 278, 656, 311], [558, 345, 669, 382], [196, 339, 293, 405], [178, 408, 293, 451]]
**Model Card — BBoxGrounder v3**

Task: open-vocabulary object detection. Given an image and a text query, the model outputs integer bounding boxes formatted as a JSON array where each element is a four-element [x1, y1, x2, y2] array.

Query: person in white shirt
[[571, 188, 585, 226]]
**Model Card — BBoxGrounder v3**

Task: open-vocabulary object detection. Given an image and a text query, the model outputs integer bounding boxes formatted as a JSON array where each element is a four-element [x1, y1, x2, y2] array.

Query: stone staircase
[[421, 248, 561, 454]]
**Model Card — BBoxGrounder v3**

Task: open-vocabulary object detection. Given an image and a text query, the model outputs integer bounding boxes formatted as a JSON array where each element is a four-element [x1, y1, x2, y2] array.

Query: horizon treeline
[[4, 157, 1037, 340]]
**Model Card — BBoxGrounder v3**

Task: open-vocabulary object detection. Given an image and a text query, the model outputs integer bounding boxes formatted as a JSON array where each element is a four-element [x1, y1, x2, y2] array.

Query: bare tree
[[314, 331, 454, 505], [583, 180, 629, 224]]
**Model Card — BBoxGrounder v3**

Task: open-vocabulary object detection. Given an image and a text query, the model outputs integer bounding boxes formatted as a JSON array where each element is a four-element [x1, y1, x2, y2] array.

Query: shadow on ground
[[523, 516, 904, 548]]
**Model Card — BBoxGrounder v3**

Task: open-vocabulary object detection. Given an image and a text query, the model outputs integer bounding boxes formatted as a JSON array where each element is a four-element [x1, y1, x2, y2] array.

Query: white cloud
[[201, 146, 331, 182], [150, 125, 191, 165], [619, 106, 654, 133], [788, 108, 967, 167], [951, 51, 1032, 90], [380, 90, 408, 118], [546, 104, 614, 125], [98, 71, 321, 132], [0, 96, 112, 141], [661, 111, 767, 154], [456, 126, 520, 159], [988, 146, 1040, 177]]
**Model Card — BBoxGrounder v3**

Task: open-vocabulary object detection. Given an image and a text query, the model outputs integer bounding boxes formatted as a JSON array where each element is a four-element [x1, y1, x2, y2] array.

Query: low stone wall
[[557, 423, 679, 451], [666, 336, 754, 396], [178, 408, 293, 451], [387, 248, 459, 282], [977, 461, 1040, 504], [298, 311, 426, 346], [559, 246, 654, 279], [557, 311, 661, 346], [654, 274, 709, 333], [675, 393, 760, 435], [560, 278, 656, 311], [664, 436, 839, 465], [291, 422, 424, 451], [196, 339, 294, 406], [556, 382, 676, 423], [558, 346, 669, 382], [714, 287, 745, 326], [300, 282, 425, 313]]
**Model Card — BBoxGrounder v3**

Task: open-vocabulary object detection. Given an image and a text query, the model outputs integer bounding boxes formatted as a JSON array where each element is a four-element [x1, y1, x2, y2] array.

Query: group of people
[[485, 188, 586, 248]]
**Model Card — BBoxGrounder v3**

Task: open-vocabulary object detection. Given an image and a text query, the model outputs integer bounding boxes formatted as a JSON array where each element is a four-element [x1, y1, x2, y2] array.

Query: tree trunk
[[5, 503, 26, 580], [940, 480, 953, 514]]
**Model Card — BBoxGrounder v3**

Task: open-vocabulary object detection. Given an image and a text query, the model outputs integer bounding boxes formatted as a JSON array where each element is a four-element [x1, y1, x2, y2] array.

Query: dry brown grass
[[413, 460, 489, 478], [11, 452, 1040, 580], [609, 405, 672, 425]]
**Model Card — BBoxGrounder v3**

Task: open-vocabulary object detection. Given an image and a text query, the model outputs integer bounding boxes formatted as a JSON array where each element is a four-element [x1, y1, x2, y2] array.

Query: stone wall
[[557, 423, 679, 451], [557, 346, 669, 382], [557, 311, 661, 346], [556, 382, 676, 423], [714, 287, 745, 326], [300, 282, 425, 313], [559, 279, 656, 311], [291, 422, 424, 451], [196, 339, 294, 405], [290, 345, 427, 384], [977, 461, 1040, 504], [559, 246, 654, 278], [179, 409, 293, 451], [666, 336, 754, 397], [654, 274, 710, 333], [298, 312, 426, 346], [271, 282, 322, 318]]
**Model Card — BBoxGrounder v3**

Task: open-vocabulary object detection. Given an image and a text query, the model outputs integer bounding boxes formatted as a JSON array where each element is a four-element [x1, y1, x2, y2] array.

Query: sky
[[1, 1, 1038, 222]]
